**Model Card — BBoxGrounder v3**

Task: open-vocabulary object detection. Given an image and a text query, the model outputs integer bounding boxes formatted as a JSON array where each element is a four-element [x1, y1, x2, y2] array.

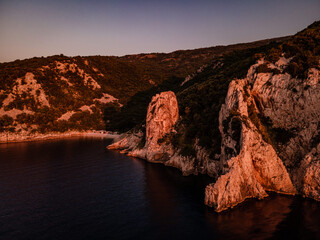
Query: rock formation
[[205, 57, 320, 211], [204, 76, 296, 212], [107, 91, 218, 177], [144, 91, 179, 160], [108, 91, 178, 160]]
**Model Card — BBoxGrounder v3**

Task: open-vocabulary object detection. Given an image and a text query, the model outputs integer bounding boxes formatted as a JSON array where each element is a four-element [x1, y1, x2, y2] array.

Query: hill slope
[[0, 37, 287, 137]]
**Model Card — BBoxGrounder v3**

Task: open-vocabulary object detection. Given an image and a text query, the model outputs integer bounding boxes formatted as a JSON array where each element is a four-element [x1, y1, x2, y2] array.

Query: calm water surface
[[0, 137, 319, 240]]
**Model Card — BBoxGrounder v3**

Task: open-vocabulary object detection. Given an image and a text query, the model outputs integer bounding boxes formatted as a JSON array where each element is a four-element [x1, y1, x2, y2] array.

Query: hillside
[[0, 37, 287, 137]]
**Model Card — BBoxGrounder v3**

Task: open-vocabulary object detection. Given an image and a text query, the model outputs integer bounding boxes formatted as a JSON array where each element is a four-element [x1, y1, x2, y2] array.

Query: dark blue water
[[0, 137, 319, 240]]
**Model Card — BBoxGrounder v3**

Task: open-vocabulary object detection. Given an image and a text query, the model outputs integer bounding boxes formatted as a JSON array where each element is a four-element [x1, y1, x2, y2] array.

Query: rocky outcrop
[[144, 91, 179, 160], [107, 131, 144, 154], [107, 91, 218, 177], [249, 65, 320, 169], [205, 57, 320, 211], [205, 77, 296, 212], [108, 91, 178, 160]]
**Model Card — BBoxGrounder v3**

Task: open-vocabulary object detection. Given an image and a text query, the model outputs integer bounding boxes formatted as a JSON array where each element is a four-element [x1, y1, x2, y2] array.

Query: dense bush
[[0, 115, 14, 126]]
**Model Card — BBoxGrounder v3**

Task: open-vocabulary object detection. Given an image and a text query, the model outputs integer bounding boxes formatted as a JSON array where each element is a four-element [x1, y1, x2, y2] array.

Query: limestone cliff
[[205, 57, 320, 211], [141, 90, 179, 161]]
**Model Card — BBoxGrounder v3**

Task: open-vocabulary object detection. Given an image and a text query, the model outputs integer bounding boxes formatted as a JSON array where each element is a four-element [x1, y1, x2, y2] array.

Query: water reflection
[[270, 197, 320, 239], [142, 161, 216, 240], [144, 162, 179, 227]]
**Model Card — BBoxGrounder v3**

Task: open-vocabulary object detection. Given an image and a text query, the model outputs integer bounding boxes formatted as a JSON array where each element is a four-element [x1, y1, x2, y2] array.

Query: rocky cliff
[[205, 57, 320, 211], [107, 91, 218, 177]]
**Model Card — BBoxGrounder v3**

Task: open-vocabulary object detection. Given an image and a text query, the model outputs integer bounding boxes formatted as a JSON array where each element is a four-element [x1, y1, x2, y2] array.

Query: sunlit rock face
[[108, 91, 177, 156], [108, 91, 218, 177], [205, 77, 296, 212], [110, 91, 179, 162], [144, 91, 179, 160], [205, 58, 320, 211]]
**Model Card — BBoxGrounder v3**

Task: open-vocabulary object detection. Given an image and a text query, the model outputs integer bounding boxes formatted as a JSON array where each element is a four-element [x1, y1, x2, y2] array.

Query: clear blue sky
[[0, 0, 319, 62]]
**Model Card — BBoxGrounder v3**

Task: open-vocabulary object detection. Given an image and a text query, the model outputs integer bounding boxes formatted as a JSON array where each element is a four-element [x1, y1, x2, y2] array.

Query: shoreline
[[0, 131, 119, 144]]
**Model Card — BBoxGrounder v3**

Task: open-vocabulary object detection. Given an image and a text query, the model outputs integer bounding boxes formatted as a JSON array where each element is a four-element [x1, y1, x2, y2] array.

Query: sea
[[0, 137, 319, 240]]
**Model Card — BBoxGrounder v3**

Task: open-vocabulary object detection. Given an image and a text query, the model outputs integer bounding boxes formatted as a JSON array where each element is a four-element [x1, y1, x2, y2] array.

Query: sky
[[0, 0, 319, 62]]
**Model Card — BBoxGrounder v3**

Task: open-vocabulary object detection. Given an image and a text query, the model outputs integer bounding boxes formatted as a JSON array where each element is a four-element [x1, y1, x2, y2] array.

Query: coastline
[[0, 131, 119, 144]]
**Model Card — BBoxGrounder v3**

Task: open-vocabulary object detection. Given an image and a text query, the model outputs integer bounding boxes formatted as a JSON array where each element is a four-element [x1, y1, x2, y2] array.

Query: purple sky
[[0, 0, 319, 62]]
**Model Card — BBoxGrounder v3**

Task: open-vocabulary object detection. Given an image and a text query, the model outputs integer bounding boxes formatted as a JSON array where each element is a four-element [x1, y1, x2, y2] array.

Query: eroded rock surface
[[108, 91, 178, 161], [205, 57, 320, 211], [205, 77, 296, 212], [144, 91, 179, 160]]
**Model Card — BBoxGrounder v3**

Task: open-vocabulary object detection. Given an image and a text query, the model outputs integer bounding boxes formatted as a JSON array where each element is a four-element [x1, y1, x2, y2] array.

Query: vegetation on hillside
[[256, 21, 320, 78], [176, 21, 320, 156], [0, 31, 300, 136], [2, 44, 241, 133]]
